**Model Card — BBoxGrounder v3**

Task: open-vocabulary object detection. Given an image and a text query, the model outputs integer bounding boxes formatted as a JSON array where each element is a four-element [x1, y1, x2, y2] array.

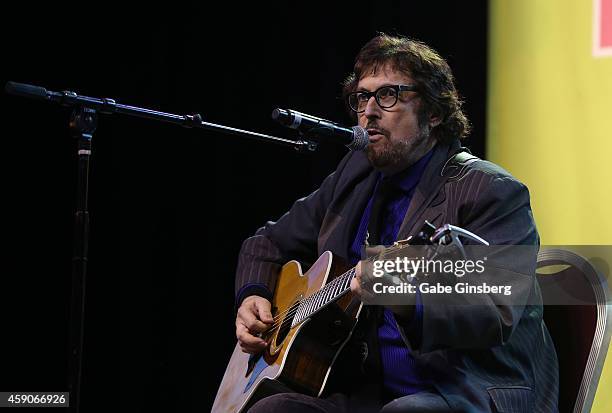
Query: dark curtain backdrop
[[1, 1, 487, 411]]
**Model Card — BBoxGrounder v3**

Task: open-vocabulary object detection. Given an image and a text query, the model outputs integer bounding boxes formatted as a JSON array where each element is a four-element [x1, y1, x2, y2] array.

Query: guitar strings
[[268, 267, 353, 326], [256, 251, 393, 334], [262, 270, 352, 333], [266, 268, 350, 324], [265, 249, 388, 327], [254, 245, 417, 340], [270, 268, 353, 324], [263, 267, 357, 333], [268, 282, 348, 332]]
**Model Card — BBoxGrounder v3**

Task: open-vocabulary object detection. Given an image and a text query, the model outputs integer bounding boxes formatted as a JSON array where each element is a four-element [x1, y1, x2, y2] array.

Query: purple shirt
[[349, 148, 434, 399]]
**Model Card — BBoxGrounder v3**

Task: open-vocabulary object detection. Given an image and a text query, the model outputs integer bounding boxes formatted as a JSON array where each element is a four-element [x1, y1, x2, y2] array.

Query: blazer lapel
[[396, 140, 461, 239], [318, 151, 380, 260]]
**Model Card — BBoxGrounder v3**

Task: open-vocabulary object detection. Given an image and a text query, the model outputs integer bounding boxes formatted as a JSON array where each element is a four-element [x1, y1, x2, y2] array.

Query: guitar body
[[212, 251, 362, 413]]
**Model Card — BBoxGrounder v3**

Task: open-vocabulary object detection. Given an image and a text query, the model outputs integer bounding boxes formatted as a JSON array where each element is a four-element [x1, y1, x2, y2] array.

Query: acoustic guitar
[[211, 250, 362, 413], [212, 222, 479, 412]]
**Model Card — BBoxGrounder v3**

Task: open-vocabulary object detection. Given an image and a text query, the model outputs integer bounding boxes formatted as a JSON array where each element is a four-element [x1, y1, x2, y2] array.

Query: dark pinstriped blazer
[[235, 140, 559, 413]]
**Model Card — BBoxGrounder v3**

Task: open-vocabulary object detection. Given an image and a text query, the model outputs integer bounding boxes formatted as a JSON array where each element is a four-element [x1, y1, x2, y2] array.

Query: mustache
[[365, 124, 389, 137]]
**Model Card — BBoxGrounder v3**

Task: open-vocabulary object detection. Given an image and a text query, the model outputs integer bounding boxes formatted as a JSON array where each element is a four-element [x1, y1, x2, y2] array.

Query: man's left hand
[[351, 260, 416, 321]]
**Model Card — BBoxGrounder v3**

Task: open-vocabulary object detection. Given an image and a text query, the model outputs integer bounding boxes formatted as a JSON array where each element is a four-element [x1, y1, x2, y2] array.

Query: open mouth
[[367, 128, 384, 142]]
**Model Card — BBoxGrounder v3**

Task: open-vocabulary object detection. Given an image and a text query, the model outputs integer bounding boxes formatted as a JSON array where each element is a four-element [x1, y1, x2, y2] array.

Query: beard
[[366, 124, 433, 174]]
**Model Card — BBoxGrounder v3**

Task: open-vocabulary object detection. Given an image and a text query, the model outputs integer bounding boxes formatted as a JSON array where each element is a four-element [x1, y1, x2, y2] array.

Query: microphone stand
[[4, 81, 317, 413]]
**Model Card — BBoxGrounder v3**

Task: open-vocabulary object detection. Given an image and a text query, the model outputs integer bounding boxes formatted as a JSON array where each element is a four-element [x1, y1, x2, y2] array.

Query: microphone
[[272, 108, 368, 151], [6, 81, 59, 101]]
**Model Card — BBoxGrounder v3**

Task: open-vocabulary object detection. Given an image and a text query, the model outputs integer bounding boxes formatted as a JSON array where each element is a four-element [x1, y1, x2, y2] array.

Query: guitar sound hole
[[274, 301, 298, 346]]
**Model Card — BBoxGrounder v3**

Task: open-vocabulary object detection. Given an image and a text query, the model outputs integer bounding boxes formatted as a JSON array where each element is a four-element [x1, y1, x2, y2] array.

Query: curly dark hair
[[343, 33, 471, 143]]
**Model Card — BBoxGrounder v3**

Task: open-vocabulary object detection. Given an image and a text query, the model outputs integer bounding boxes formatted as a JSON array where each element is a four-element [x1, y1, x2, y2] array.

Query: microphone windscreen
[[5, 82, 48, 100], [348, 126, 369, 151]]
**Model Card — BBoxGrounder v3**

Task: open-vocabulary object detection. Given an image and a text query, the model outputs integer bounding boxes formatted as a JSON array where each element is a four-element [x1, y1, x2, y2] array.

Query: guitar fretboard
[[291, 267, 356, 327]]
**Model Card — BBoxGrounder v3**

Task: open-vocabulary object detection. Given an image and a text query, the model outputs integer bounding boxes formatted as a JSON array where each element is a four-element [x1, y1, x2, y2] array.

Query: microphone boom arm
[[5, 81, 315, 152]]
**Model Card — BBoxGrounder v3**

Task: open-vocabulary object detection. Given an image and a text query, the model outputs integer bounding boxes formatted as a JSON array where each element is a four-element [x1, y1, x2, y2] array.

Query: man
[[233, 34, 559, 412]]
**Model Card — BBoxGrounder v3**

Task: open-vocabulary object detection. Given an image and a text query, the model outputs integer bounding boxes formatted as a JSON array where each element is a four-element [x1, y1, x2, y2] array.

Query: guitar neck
[[291, 267, 356, 327]]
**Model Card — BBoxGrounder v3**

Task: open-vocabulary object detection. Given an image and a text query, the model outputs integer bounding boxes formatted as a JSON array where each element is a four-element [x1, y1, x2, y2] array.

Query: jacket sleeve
[[414, 169, 540, 353], [234, 152, 354, 305]]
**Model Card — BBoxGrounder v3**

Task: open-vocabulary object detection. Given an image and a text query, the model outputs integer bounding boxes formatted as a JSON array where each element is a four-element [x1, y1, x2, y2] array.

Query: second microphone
[[272, 108, 368, 151]]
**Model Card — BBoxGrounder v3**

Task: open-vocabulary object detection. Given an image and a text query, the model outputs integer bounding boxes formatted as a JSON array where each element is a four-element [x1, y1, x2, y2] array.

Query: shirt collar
[[381, 146, 436, 193]]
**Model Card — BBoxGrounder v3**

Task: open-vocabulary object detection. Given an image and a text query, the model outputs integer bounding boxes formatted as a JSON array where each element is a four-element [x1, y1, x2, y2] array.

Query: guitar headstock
[[372, 220, 489, 262]]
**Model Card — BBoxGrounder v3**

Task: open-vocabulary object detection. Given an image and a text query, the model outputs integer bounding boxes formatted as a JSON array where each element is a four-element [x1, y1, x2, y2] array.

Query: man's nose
[[363, 95, 381, 119]]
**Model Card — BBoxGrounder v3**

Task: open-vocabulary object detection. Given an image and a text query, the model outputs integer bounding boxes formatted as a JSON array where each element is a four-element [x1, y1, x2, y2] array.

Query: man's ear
[[429, 113, 442, 128]]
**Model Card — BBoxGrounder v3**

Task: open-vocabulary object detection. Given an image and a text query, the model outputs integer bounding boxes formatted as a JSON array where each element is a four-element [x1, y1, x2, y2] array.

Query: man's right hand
[[235, 295, 274, 354]]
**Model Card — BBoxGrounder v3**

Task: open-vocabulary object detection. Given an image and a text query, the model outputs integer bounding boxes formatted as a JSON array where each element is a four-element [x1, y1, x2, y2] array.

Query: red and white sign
[[594, 0, 612, 56]]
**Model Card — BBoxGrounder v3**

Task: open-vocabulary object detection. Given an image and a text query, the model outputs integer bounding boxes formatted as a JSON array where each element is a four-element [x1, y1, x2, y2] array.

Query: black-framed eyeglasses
[[346, 84, 418, 113]]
